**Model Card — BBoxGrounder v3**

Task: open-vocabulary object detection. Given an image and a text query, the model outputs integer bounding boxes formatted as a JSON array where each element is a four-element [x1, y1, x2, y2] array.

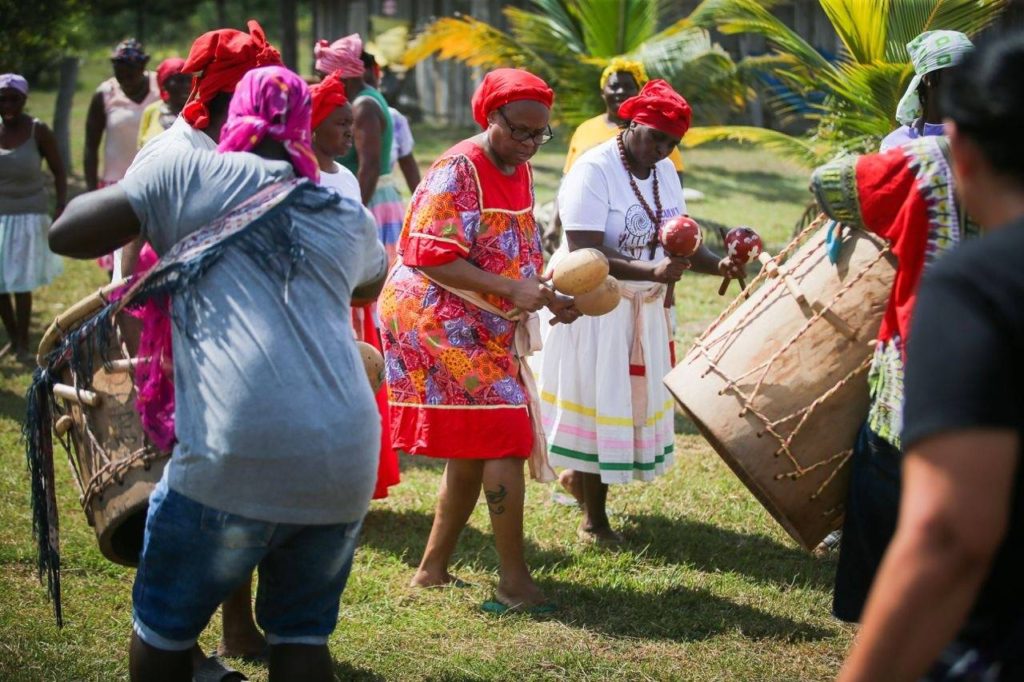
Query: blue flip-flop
[[481, 600, 558, 616]]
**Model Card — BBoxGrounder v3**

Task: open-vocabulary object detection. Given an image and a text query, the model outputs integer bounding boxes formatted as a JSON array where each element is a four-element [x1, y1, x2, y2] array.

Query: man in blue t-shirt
[[50, 68, 387, 682]]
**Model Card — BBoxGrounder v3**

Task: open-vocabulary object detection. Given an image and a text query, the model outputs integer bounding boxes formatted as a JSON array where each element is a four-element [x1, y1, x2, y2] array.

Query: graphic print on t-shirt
[[619, 203, 682, 259]]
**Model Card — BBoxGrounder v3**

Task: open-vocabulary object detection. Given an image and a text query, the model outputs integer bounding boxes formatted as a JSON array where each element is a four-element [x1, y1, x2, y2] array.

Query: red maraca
[[658, 215, 703, 257], [719, 226, 763, 295]]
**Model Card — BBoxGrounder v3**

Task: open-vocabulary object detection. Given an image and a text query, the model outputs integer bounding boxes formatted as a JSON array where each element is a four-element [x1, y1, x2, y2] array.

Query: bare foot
[[558, 470, 583, 506], [217, 630, 267, 659], [495, 579, 547, 610], [577, 524, 623, 546], [410, 568, 464, 588]]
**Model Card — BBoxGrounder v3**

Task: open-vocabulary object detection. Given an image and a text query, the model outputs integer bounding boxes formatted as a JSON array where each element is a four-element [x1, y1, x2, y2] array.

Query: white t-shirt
[[558, 137, 686, 261], [318, 161, 362, 204]]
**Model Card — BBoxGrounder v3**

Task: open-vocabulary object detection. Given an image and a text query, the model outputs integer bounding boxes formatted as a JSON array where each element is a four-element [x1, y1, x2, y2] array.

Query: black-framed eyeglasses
[[496, 108, 553, 145]]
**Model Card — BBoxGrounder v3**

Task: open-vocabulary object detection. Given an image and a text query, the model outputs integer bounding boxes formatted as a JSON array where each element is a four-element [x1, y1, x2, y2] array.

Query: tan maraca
[[510, 247, 610, 318], [356, 341, 385, 393], [573, 275, 621, 316]]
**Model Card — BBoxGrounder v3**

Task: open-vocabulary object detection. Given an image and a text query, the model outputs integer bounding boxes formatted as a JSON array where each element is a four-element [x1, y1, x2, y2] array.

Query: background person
[[838, 31, 1024, 681], [880, 30, 974, 152], [136, 57, 190, 149], [0, 73, 64, 358]]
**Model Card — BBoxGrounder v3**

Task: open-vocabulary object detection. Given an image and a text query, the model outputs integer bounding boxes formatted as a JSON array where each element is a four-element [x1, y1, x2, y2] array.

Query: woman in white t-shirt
[[310, 73, 361, 203], [538, 80, 740, 543]]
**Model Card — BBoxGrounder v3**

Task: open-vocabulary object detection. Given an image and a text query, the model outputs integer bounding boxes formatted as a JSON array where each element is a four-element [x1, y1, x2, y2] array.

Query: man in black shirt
[[839, 30, 1024, 682]]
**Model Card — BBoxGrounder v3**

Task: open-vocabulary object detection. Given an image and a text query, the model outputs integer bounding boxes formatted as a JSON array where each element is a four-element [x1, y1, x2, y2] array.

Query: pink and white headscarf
[[217, 65, 319, 181], [313, 34, 364, 78]]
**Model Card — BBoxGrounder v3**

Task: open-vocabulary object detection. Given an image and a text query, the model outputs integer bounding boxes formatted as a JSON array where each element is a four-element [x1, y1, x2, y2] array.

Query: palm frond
[[402, 16, 529, 69], [883, 0, 1008, 61], [683, 125, 826, 166], [819, 0, 890, 63], [690, 0, 832, 74], [569, 0, 660, 56]]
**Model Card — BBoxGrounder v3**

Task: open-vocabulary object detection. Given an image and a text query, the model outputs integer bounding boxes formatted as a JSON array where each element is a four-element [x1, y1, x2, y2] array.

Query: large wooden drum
[[37, 282, 170, 566], [664, 217, 896, 550]]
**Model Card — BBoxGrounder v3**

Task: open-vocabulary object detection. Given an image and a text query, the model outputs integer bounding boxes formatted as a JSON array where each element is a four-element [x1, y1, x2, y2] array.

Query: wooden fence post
[[53, 56, 78, 176]]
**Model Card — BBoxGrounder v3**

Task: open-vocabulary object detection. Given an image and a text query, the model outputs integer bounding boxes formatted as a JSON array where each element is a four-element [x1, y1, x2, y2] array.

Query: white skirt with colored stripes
[[535, 281, 676, 484]]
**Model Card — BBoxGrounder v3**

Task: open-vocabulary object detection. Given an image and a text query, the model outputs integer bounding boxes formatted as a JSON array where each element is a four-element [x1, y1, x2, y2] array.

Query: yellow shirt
[[563, 114, 685, 174], [137, 101, 173, 149]]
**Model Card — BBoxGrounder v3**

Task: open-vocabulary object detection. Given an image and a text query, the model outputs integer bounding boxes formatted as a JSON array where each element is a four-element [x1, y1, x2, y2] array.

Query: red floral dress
[[379, 140, 542, 459]]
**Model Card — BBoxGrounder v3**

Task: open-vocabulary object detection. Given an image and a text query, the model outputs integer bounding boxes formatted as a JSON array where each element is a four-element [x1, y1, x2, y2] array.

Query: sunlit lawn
[[0, 71, 851, 680]]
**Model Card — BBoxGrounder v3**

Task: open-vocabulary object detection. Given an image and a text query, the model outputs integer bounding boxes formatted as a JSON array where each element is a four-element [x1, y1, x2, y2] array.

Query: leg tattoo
[[484, 484, 507, 515]]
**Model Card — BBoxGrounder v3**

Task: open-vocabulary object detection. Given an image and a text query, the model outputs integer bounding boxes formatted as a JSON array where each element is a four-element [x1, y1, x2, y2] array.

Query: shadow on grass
[[0, 386, 27, 424], [360, 508, 570, 572], [543, 576, 832, 643], [332, 660, 387, 681], [623, 513, 836, 591], [397, 453, 446, 473]]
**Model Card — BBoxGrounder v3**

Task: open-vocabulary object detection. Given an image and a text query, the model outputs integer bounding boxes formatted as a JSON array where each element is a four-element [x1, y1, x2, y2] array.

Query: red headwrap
[[470, 68, 554, 130], [309, 72, 349, 130], [155, 57, 186, 102], [180, 19, 282, 129], [618, 79, 692, 140]]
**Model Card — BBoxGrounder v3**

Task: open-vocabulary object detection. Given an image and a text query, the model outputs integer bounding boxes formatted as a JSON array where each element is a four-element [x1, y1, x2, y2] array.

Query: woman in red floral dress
[[379, 69, 578, 611]]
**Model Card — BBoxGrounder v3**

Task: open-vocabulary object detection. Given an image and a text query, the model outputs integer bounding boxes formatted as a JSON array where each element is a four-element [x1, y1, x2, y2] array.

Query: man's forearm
[[838, 524, 994, 682]]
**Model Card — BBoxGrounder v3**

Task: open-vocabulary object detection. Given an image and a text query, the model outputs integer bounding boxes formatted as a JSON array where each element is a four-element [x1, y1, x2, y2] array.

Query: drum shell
[[664, 226, 895, 550], [44, 288, 170, 567]]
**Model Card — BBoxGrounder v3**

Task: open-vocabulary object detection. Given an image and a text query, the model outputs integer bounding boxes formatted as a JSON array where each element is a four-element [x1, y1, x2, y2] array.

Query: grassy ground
[[0, 75, 850, 680]]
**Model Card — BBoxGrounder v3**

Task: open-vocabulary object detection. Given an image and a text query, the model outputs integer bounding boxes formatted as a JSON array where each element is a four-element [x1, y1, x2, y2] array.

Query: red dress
[[378, 140, 543, 459]]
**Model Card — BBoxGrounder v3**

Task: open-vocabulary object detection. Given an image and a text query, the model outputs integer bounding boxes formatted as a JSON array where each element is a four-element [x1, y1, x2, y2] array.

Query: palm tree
[[401, 0, 746, 127], [682, 0, 1008, 167]]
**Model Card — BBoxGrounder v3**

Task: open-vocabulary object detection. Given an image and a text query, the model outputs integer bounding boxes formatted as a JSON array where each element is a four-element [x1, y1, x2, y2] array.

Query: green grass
[[0, 97, 846, 679]]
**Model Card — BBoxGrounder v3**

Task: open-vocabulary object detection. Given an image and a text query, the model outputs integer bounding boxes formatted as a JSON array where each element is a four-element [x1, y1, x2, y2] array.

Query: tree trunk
[[53, 57, 78, 176], [135, 0, 145, 40], [280, 0, 298, 70], [215, 0, 228, 27]]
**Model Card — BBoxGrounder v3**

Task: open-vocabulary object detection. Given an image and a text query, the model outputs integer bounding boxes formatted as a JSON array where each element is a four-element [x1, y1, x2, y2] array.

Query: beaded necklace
[[616, 129, 662, 259]]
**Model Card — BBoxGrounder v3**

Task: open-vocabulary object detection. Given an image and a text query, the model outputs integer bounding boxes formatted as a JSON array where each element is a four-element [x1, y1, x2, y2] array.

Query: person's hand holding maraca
[[507, 274, 555, 312], [654, 215, 701, 282], [718, 227, 763, 295]]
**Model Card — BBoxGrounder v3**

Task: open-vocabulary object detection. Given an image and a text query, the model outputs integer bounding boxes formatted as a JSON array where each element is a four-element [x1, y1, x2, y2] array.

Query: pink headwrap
[[314, 34, 365, 78], [216, 65, 319, 181]]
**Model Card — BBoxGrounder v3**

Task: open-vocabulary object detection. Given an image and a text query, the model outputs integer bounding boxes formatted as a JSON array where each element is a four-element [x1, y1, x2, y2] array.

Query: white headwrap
[[895, 30, 973, 125]]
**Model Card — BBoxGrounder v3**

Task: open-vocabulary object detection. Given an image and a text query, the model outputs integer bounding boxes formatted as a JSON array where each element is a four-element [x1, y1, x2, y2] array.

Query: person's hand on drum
[[508, 274, 555, 312], [547, 293, 581, 325], [718, 257, 745, 280], [650, 255, 691, 283]]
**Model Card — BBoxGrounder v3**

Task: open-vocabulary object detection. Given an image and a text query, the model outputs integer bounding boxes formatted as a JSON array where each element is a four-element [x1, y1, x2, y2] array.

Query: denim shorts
[[132, 478, 363, 651]]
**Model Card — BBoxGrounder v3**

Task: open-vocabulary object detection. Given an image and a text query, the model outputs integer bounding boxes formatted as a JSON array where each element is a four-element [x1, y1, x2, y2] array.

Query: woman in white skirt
[[539, 80, 739, 543], [0, 74, 64, 358]]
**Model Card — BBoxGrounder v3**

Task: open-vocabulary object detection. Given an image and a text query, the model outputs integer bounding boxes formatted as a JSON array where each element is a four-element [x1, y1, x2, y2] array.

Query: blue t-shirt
[[121, 150, 387, 524]]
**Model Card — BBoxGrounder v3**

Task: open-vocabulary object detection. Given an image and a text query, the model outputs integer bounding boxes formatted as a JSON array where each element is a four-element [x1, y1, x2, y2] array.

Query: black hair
[[360, 51, 377, 70], [941, 29, 1024, 182]]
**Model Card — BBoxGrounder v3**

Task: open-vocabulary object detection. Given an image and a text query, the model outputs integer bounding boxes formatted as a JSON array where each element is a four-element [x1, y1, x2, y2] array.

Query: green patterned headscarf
[[896, 30, 974, 125]]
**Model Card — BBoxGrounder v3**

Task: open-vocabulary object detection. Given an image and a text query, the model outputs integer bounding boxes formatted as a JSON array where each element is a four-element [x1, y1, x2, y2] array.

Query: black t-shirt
[[904, 217, 1024, 645]]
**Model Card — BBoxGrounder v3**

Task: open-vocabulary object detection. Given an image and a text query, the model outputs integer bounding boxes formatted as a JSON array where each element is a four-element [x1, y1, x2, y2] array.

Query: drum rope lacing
[[687, 213, 893, 510]]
